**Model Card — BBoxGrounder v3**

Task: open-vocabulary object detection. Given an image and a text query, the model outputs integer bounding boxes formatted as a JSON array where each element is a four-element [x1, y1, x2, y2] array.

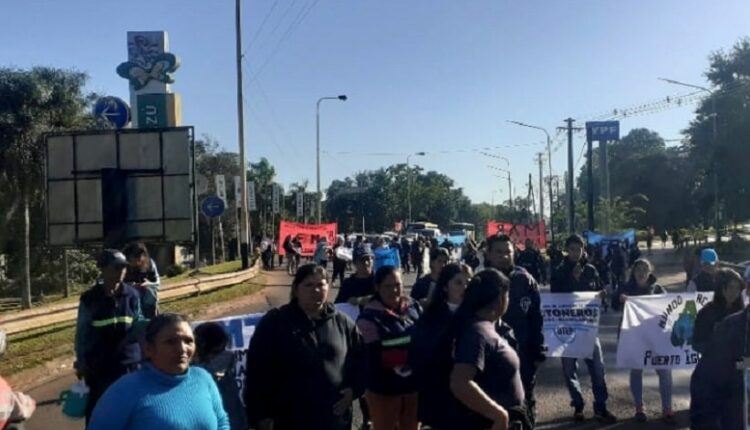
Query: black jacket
[[500, 266, 546, 362], [693, 300, 744, 354], [515, 249, 545, 283], [335, 274, 375, 304], [75, 281, 143, 379], [690, 308, 749, 430], [689, 270, 717, 293], [410, 274, 436, 302], [410, 302, 454, 427], [551, 258, 602, 293], [357, 298, 422, 396], [244, 301, 365, 430]]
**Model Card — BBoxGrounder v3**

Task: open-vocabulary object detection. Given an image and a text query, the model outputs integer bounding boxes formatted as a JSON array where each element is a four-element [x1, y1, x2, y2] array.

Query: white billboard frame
[[44, 126, 197, 246]]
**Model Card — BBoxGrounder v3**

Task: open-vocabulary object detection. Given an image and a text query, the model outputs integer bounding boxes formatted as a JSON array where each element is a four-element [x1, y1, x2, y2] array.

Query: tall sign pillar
[[117, 31, 182, 128]]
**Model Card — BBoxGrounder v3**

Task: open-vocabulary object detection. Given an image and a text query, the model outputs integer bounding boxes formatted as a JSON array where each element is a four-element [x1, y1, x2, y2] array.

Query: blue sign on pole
[[201, 196, 226, 218], [93, 96, 131, 129], [586, 121, 620, 141]]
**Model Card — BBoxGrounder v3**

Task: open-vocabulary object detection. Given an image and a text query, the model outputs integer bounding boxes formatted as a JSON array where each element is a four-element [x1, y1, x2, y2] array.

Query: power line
[[324, 140, 549, 157], [247, 0, 321, 84], [242, 0, 280, 56]]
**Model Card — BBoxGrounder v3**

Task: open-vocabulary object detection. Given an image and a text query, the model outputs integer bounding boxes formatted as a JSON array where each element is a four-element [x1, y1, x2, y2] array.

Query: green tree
[[685, 38, 750, 226], [0, 67, 93, 308]]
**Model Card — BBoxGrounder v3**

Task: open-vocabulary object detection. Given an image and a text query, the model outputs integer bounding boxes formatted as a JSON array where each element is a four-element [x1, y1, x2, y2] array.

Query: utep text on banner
[[277, 221, 337, 256], [616, 292, 713, 369], [486, 221, 547, 250], [541, 292, 601, 359]]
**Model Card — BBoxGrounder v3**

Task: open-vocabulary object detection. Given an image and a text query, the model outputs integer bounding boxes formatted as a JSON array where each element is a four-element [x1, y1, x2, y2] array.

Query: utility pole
[[235, 0, 251, 268], [586, 135, 595, 232], [559, 118, 581, 233], [527, 173, 536, 223], [600, 140, 611, 232], [536, 153, 544, 225]]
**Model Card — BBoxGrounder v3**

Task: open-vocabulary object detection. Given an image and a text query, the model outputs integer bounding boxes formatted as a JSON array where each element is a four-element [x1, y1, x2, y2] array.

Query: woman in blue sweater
[[88, 313, 229, 430]]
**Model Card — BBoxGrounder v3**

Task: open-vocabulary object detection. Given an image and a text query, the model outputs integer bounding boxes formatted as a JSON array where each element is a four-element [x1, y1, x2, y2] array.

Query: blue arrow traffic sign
[[93, 96, 131, 129], [201, 196, 226, 218]]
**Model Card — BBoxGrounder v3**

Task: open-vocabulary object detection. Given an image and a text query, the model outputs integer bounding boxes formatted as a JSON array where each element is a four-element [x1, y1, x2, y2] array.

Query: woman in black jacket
[[244, 264, 365, 430], [410, 263, 472, 429], [693, 267, 744, 354], [616, 259, 675, 424]]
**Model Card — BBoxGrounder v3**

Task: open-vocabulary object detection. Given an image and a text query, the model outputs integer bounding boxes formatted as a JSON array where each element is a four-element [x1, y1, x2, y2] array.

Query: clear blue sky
[[2, 0, 748, 208]]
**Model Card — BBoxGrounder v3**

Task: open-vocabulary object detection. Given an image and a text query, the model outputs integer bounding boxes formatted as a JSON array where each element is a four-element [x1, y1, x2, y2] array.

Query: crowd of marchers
[[0, 232, 748, 430]]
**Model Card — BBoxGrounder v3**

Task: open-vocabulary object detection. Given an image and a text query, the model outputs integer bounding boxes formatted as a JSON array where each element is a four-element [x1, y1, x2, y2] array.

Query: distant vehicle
[[447, 222, 475, 239], [414, 228, 441, 238], [406, 221, 438, 235]]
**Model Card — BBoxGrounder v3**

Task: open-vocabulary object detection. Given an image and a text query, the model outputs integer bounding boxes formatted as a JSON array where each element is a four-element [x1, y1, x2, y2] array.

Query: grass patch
[[1, 260, 248, 314], [0, 274, 265, 376]]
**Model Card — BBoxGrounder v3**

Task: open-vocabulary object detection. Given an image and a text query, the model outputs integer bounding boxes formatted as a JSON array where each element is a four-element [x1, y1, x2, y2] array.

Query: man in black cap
[[336, 244, 376, 306], [334, 244, 376, 429], [74, 249, 144, 423]]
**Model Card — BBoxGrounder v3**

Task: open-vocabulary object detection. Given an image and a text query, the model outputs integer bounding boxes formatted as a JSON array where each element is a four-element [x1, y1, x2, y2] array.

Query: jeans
[[630, 369, 672, 412], [561, 338, 609, 412]]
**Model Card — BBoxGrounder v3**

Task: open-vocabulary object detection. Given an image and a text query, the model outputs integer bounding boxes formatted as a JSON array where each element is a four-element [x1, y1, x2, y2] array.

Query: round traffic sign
[[201, 196, 226, 218], [93, 96, 131, 129]]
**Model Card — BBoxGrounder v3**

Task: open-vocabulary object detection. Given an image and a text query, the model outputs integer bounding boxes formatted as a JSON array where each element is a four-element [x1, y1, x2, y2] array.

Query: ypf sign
[[586, 121, 620, 141]]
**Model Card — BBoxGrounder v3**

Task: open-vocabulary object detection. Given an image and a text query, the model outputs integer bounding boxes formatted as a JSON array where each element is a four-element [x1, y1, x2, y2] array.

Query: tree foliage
[[0, 67, 94, 302]]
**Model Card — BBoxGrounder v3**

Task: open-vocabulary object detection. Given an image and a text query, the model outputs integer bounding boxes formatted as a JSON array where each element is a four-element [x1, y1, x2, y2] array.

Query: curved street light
[[508, 119, 554, 242], [316, 95, 348, 223]]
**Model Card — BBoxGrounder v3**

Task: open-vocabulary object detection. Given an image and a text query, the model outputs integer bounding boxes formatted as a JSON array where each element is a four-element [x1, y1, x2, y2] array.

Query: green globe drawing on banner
[[671, 300, 697, 347]]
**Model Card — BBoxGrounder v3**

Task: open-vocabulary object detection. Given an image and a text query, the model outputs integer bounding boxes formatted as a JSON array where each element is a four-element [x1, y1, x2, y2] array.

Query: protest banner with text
[[616, 292, 713, 369], [277, 221, 338, 256], [486, 221, 547, 249], [541, 292, 601, 359]]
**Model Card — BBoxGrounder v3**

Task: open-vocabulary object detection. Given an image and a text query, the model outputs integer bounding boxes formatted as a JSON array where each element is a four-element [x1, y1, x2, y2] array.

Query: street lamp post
[[407, 152, 426, 225], [316, 95, 348, 224], [508, 120, 554, 243], [658, 78, 720, 241]]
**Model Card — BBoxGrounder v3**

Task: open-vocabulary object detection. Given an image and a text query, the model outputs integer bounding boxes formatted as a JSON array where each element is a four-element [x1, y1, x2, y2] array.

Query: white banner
[[248, 180, 257, 211], [541, 292, 601, 359], [296, 191, 304, 218], [616, 292, 713, 369], [233, 176, 242, 207], [272, 184, 280, 214], [215, 175, 227, 203]]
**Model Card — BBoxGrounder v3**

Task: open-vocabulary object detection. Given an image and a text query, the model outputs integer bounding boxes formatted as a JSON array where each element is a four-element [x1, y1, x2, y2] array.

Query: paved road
[[23, 247, 693, 429]]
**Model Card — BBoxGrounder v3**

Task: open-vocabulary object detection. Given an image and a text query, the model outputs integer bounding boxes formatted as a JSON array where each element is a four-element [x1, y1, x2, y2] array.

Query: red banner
[[278, 221, 338, 256], [485, 220, 547, 250]]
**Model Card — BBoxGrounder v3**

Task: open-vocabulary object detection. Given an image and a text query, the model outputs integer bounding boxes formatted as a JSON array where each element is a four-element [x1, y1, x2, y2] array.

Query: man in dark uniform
[[551, 234, 616, 423], [482, 234, 546, 425], [74, 249, 143, 422]]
